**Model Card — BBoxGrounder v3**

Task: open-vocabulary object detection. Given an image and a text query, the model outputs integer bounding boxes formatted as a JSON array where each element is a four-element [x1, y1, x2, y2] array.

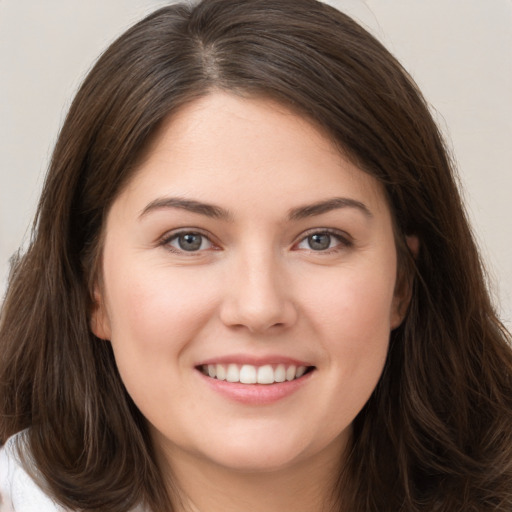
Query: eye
[[295, 230, 351, 252], [165, 231, 213, 252]]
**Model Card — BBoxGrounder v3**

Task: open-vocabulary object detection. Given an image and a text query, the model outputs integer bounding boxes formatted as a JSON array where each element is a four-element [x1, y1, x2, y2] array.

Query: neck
[[160, 442, 345, 512], [171, 461, 339, 512]]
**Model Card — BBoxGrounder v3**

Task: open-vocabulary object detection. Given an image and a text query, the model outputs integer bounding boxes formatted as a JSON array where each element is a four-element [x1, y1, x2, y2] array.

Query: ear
[[405, 234, 419, 258], [390, 235, 419, 329], [90, 285, 112, 340]]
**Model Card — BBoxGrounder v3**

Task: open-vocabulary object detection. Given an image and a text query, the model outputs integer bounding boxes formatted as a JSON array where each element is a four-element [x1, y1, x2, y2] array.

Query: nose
[[219, 250, 298, 333]]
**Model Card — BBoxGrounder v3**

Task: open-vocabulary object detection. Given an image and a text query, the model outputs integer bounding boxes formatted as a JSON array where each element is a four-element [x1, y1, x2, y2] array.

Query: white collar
[[0, 432, 147, 512]]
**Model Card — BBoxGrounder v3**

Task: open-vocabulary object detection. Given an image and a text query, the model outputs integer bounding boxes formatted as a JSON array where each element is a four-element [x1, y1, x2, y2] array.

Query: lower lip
[[197, 370, 314, 405]]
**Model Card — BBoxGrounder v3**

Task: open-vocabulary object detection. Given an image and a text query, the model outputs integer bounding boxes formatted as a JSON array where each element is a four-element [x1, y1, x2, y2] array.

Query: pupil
[[179, 233, 202, 251], [309, 233, 331, 250]]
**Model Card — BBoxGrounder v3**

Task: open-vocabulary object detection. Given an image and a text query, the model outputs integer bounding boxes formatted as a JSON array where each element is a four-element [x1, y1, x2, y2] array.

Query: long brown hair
[[1, 1, 511, 510]]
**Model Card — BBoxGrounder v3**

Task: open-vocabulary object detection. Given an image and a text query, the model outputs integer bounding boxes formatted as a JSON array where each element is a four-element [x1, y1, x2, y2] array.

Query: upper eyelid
[[294, 227, 353, 243], [160, 227, 214, 243], [158, 230, 219, 257], [157, 227, 353, 249], [158, 228, 220, 252]]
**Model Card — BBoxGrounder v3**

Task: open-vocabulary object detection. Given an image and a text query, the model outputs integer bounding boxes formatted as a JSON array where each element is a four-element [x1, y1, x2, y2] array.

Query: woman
[[1, 0, 511, 510]]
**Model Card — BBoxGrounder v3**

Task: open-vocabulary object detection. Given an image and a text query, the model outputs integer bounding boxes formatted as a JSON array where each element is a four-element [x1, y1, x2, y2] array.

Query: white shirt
[[0, 432, 146, 512]]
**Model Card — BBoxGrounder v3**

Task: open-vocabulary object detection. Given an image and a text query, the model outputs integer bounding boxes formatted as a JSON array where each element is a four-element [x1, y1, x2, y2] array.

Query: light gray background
[[1, 0, 511, 328]]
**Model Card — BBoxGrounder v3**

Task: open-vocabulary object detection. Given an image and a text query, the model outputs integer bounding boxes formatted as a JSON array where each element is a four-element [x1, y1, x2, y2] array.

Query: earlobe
[[390, 235, 419, 329], [405, 234, 419, 259], [390, 296, 408, 330], [90, 287, 112, 340]]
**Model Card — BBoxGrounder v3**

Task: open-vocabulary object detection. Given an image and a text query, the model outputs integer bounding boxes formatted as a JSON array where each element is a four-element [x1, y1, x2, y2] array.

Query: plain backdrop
[[0, 0, 511, 328]]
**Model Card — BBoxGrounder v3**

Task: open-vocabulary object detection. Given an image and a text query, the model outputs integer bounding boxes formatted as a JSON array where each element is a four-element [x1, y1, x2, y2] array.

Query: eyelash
[[294, 228, 353, 254], [160, 229, 217, 255], [159, 228, 353, 255]]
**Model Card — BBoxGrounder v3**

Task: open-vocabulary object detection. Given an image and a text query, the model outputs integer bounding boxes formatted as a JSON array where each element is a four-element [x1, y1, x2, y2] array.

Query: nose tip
[[219, 261, 297, 333], [222, 298, 294, 333]]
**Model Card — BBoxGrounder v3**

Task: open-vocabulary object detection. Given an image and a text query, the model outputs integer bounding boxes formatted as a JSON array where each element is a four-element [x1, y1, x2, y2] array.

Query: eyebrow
[[288, 197, 373, 220], [139, 197, 232, 220], [139, 196, 372, 221]]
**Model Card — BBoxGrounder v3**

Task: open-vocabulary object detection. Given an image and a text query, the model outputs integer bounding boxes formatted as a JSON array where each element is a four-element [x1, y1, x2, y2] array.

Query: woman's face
[[92, 92, 406, 476]]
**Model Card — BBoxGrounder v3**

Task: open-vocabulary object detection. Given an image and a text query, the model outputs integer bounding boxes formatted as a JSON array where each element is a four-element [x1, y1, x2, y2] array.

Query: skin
[[92, 92, 409, 512]]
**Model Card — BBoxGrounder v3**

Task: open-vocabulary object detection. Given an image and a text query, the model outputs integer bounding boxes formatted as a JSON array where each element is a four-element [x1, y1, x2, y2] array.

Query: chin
[[194, 427, 345, 474], [206, 445, 308, 473]]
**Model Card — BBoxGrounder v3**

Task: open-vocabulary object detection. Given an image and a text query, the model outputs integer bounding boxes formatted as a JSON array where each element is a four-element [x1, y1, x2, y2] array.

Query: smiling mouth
[[198, 363, 315, 385]]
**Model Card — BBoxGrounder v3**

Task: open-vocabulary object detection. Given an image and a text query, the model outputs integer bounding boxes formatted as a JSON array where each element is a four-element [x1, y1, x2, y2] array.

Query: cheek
[[305, 264, 396, 338], [103, 261, 222, 425], [301, 263, 396, 390], [302, 268, 395, 426], [104, 259, 219, 361]]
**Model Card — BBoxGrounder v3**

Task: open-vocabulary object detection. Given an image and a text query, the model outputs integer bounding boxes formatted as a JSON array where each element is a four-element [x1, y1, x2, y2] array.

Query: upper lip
[[196, 354, 314, 367]]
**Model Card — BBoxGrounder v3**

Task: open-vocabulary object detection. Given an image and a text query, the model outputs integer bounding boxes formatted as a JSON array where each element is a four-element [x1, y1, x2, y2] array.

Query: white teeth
[[226, 364, 239, 382], [257, 365, 274, 384], [202, 363, 310, 384], [216, 364, 226, 381], [239, 364, 257, 384], [296, 366, 306, 378], [286, 365, 297, 381], [274, 364, 286, 383]]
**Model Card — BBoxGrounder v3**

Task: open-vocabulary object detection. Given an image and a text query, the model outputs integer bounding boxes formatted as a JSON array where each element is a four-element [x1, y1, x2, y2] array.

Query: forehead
[[119, 92, 390, 221]]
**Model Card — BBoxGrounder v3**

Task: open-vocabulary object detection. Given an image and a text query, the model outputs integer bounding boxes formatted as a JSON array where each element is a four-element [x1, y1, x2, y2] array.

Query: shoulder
[[0, 431, 68, 511], [0, 431, 149, 512]]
